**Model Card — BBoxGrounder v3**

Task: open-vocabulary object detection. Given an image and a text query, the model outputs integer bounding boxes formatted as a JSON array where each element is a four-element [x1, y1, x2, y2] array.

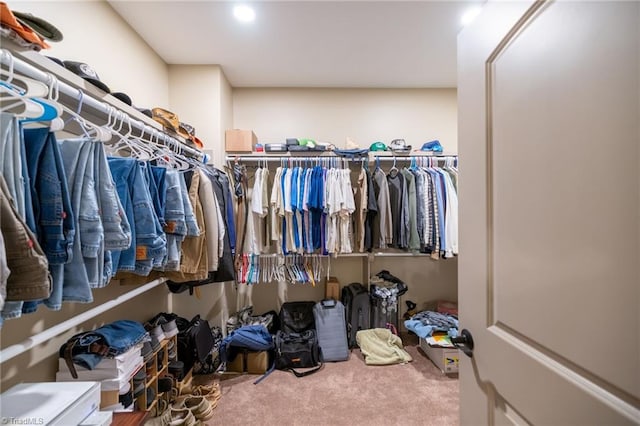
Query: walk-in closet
[[0, 1, 638, 426]]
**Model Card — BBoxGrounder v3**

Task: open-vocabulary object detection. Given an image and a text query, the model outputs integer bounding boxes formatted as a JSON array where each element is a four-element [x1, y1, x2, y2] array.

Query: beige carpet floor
[[196, 334, 459, 426]]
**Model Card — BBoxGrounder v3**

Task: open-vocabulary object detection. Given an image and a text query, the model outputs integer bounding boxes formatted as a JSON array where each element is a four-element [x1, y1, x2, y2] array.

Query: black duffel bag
[[178, 315, 214, 372], [274, 329, 323, 377]]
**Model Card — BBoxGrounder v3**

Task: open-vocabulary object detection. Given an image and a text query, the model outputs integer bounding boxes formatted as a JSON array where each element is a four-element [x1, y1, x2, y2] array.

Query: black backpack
[[177, 315, 215, 372], [341, 283, 371, 348], [279, 301, 316, 334]]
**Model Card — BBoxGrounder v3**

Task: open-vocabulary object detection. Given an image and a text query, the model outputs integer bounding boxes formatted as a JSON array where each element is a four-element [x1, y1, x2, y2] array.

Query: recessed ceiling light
[[234, 5, 255, 23], [461, 5, 482, 26]]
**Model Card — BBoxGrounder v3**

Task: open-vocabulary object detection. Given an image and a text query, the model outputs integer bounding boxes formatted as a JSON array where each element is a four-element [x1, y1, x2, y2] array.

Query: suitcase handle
[[321, 299, 337, 308]]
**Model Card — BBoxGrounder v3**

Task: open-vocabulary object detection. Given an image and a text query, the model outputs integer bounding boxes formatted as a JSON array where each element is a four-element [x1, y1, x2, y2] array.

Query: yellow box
[[225, 129, 257, 152]]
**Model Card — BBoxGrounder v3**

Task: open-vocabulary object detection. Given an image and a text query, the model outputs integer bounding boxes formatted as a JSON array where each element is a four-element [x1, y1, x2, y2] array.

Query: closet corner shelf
[[225, 151, 457, 162]]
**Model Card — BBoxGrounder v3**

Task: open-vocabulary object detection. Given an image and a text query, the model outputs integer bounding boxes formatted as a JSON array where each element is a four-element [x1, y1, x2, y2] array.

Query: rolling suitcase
[[341, 283, 371, 348], [313, 299, 349, 362]]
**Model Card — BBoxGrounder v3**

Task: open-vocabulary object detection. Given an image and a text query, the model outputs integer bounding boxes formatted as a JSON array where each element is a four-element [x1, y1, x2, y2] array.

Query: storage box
[[226, 350, 268, 374], [225, 129, 257, 152], [419, 337, 459, 374], [0, 381, 101, 426], [325, 276, 340, 300]]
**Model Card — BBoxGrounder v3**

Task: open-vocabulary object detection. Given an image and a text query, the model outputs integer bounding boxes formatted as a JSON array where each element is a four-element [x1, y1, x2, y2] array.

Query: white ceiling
[[109, 1, 482, 88]]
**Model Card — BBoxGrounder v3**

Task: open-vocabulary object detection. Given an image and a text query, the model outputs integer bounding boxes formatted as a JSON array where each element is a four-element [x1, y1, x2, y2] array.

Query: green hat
[[298, 138, 316, 148], [369, 141, 387, 151]]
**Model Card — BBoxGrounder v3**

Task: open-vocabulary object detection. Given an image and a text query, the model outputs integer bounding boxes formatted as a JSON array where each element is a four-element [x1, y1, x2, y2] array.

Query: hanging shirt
[[198, 168, 220, 270], [270, 166, 283, 252], [373, 168, 392, 249], [363, 168, 378, 252], [354, 168, 367, 253], [387, 169, 408, 249], [401, 169, 420, 251], [339, 168, 356, 254]]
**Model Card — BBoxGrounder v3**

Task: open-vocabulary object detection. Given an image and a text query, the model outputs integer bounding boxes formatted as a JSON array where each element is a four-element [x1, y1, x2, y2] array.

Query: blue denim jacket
[[59, 320, 149, 375], [108, 158, 166, 275]]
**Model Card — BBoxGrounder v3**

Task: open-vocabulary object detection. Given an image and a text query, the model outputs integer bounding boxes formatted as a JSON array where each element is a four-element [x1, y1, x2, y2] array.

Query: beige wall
[[232, 88, 459, 320], [1, 0, 175, 392], [167, 65, 235, 330], [12, 1, 170, 108], [233, 88, 458, 153]]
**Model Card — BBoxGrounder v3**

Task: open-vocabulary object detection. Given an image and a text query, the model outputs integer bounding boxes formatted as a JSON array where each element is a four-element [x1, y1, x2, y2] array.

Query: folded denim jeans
[[59, 319, 149, 378]]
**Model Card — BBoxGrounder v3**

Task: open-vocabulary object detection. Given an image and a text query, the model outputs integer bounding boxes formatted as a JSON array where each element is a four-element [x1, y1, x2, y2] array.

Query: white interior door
[[457, 1, 639, 424]]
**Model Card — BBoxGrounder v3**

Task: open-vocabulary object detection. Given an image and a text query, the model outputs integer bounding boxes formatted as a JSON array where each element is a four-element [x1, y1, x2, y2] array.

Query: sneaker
[[151, 313, 179, 339], [168, 408, 198, 426], [178, 396, 214, 422], [142, 341, 154, 363], [192, 383, 221, 404], [144, 400, 171, 426], [145, 322, 167, 343]]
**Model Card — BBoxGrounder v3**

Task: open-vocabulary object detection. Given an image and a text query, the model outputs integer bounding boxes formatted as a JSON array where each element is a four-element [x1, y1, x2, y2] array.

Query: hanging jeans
[[55, 139, 97, 304], [162, 170, 187, 271], [94, 143, 131, 285], [20, 127, 75, 313]]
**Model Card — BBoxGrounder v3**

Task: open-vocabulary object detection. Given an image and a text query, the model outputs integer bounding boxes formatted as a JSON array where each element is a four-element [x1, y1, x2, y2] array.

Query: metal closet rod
[[0, 49, 205, 162], [226, 155, 457, 163]]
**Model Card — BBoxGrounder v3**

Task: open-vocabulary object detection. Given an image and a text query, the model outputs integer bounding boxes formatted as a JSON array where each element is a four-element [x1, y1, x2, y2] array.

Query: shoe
[[191, 383, 221, 403], [150, 313, 179, 339], [178, 396, 215, 422], [142, 341, 154, 363], [168, 407, 198, 426], [145, 322, 167, 343], [144, 400, 171, 426]]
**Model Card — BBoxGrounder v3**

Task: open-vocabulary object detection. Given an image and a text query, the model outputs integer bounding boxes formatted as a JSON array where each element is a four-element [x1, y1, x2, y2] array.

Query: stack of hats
[[151, 107, 204, 149], [0, 3, 62, 50]]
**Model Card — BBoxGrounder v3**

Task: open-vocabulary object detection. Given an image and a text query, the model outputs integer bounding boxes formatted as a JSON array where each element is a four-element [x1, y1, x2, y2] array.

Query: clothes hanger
[[0, 50, 50, 99], [0, 54, 45, 118], [388, 156, 399, 176], [59, 90, 112, 142]]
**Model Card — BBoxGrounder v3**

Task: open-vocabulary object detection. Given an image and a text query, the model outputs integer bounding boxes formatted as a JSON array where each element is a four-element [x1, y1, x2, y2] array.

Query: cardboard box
[[226, 350, 268, 374], [419, 337, 459, 374], [225, 129, 257, 152], [325, 276, 341, 300]]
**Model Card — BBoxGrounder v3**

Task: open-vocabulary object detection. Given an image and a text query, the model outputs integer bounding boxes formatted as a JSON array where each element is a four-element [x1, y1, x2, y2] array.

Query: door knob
[[451, 329, 474, 358]]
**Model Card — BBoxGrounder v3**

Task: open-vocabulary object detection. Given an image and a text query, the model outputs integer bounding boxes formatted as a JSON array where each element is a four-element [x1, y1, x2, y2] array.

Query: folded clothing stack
[[56, 343, 143, 392]]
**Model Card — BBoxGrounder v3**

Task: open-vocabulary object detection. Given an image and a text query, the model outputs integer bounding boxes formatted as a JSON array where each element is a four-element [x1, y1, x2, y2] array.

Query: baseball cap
[[369, 141, 387, 152], [0, 3, 50, 49], [111, 92, 132, 106], [63, 61, 111, 93], [12, 10, 63, 42], [389, 138, 412, 152], [298, 138, 317, 149], [420, 140, 443, 152]]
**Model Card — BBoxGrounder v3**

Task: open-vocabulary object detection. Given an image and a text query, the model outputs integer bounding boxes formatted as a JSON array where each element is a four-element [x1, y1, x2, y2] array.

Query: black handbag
[[274, 330, 323, 377], [177, 315, 214, 372], [279, 301, 316, 333]]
